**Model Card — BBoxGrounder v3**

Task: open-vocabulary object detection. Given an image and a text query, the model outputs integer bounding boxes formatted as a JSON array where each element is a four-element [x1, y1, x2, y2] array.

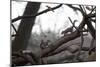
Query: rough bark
[[86, 19, 96, 39], [12, 2, 41, 52], [42, 50, 74, 64]]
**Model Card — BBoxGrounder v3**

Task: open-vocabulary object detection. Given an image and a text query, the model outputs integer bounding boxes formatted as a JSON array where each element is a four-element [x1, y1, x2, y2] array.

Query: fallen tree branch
[[41, 16, 86, 57], [46, 42, 81, 57], [41, 31, 80, 57], [44, 33, 88, 57]]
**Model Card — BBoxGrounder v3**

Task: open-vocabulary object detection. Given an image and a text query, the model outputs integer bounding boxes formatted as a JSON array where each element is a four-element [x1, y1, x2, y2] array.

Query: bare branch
[[90, 18, 96, 23], [66, 4, 81, 12], [82, 6, 87, 14], [87, 13, 96, 18], [79, 5, 86, 16], [89, 6, 96, 15], [68, 17, 79, 31], [12, 4, 62, 23], [11, 34, 19, 37], [11, 24, 17, 33], [86, 18, 96, 39]]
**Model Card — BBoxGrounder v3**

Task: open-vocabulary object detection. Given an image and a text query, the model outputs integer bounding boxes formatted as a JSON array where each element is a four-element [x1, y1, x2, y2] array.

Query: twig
[[68, 17, 80, 32], [12, 34, 18, 37], [89, 6, 96, 15], [82, 6, 87, 14], [87, 13, 96, 18], [79, 5, 86, 16], [11, 24, 17, 33], [90, 18, 96, 23], [68, 17, 88, 33], [66, 4, 81, 12]]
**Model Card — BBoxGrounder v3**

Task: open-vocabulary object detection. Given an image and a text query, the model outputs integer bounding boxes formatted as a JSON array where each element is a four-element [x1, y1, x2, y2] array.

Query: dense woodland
[[11, 1, 96, 66]]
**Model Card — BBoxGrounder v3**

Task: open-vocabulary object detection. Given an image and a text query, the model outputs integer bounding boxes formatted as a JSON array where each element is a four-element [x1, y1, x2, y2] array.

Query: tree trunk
[[12, 2, 40, 52]]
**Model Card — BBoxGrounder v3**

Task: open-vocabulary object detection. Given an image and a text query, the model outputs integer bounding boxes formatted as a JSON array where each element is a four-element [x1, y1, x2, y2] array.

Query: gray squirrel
[[40, 40, 51, 49], [61, 26, 74, 36]]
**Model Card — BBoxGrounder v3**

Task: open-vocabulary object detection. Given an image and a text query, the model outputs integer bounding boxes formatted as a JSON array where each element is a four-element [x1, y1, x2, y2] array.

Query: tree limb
[[46, 42, 81, 57], [11, 24, 17, 33], [12, 4, 62, 23], [86, 18, 96, 39], [68, 17, 79, 31], [66, 4, 81, 12], [90, 18, 96, 23]]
